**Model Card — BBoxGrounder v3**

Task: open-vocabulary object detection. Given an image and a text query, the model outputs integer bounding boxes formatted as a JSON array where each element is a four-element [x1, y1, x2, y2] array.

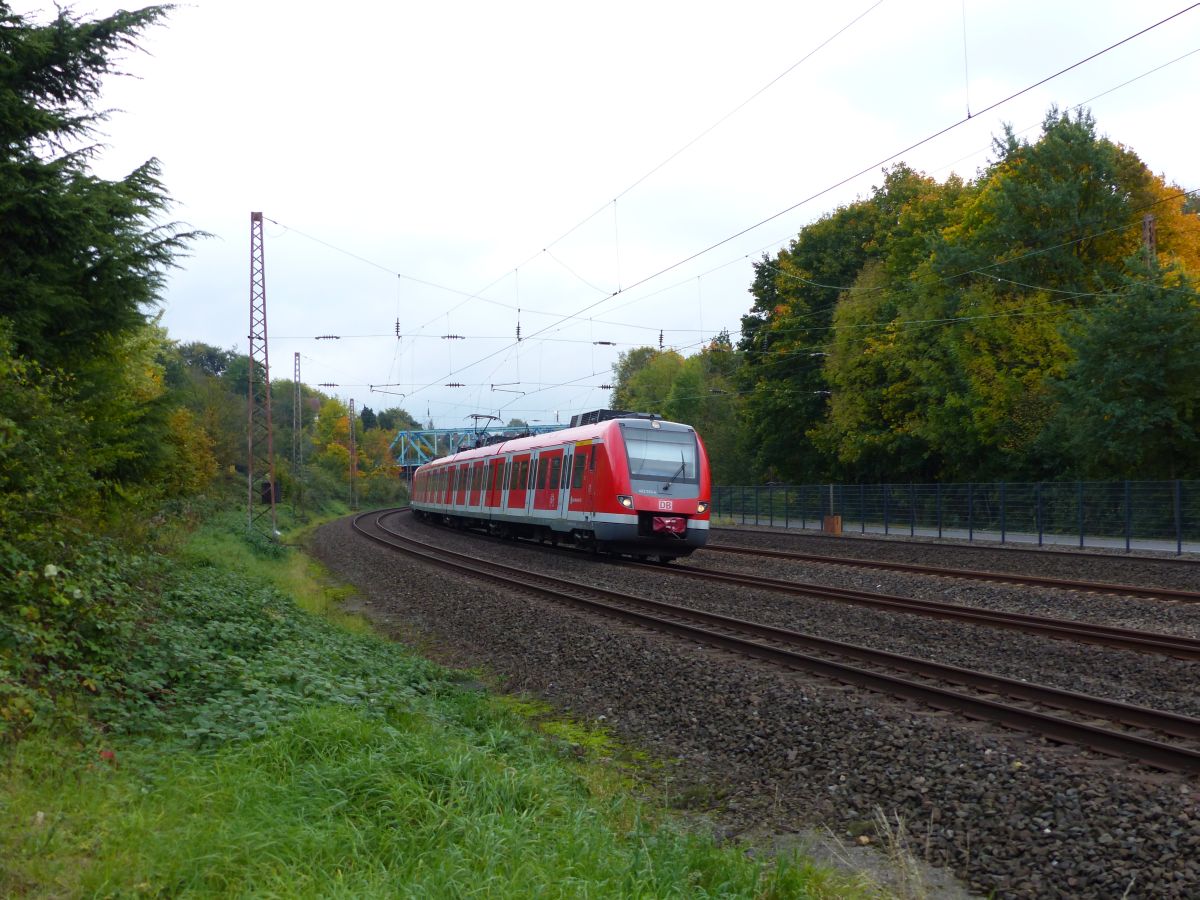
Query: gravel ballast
[[311, 514, 1200, 898], [710, 525, 1200, 592]]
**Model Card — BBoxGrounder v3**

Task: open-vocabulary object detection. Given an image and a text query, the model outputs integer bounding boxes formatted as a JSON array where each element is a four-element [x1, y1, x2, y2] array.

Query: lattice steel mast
[[292, 351, 303, 514], [348, 398, 357, 510], [247, 211, 277, 536]]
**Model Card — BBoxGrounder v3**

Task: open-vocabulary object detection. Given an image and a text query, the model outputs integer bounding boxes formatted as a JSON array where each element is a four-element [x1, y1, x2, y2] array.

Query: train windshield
[[622, 427, 698, 486]]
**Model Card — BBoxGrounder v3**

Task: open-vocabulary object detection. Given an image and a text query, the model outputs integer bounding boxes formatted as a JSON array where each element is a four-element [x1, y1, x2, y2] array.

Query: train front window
[[622, 427, 698, 486]]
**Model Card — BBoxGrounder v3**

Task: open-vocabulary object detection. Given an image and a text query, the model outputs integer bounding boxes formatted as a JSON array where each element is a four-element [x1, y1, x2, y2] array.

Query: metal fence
[[711, 481, 1200, 555]]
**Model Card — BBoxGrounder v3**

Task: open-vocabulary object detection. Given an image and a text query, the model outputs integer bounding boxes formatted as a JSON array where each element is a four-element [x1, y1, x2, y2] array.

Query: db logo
[[658, 499, 673, 511]]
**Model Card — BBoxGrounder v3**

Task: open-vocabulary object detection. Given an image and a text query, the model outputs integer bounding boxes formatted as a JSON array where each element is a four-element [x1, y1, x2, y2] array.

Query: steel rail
[[354, 509, 1200, 774], [627, 560, 1200, 661], [704, 542, 1200, 602], [404, 505, 1200, 659]]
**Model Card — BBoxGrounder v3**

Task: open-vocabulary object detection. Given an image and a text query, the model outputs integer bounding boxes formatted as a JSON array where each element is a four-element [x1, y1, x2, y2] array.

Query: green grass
[[183, 506, 372, 633], [0, 513, 876, 898]]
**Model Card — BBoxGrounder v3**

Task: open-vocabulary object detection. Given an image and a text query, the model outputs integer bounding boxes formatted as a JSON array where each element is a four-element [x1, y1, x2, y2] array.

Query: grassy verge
[[1, 513, 874, 897]]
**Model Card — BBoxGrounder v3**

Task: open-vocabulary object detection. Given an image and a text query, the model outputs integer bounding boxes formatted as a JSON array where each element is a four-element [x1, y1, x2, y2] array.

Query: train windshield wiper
[[662, 452, 686, 491]]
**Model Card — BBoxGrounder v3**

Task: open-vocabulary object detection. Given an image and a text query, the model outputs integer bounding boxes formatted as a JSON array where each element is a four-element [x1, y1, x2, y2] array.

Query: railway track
[[402, 507, 1200, 660], [355, 508, 1200, 774], [628, 558, 1200, 660], [704, 540, 1200, 602], [711, 524, 1200, 572]]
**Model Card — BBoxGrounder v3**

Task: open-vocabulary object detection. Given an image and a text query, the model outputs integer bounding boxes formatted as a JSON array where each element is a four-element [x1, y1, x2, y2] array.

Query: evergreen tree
[[0, 2, 196, 371]]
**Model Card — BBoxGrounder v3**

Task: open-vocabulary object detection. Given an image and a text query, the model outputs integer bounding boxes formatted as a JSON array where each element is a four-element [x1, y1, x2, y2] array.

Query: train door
[[556, 447, 572, 522], [526, 453, 538, 514], [507, 454, 530, 510], [486, 458, 502, 509], [567, 441, 595, 521], [470, 460, 484, 511], [582, 442, 599, 515], [535, 450, 562, 512], [453, 464, 467, 507], [499, 457, 510, 509]]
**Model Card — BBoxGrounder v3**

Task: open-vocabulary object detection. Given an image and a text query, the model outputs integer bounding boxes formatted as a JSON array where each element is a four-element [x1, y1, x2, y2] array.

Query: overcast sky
[[17, 0, 1200, 429]]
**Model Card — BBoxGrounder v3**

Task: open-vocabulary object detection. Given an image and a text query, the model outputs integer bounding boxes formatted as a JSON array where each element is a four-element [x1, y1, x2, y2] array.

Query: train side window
[[589, 446, 597, 470], [549, 456, 561, 490], [529, 458, 538, 489], [562, 455, 572, 488], [571, 452, 587, 489]]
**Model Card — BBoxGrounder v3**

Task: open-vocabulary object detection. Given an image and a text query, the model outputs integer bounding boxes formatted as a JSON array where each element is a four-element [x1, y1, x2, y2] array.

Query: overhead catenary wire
[[576, 46, 1200, 342], [282, 177, 1197, 412], [261, 3, 890, 368], [266, 37, 1200, 355], [402, 5, 1199, 405], [502, 0, 890, 270], [265, 8, 1199, 428]]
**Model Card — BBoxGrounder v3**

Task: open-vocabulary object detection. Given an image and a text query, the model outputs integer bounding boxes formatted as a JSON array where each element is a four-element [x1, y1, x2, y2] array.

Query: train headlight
[[617, 494, 634, 509], [696, 500, 709, 514]]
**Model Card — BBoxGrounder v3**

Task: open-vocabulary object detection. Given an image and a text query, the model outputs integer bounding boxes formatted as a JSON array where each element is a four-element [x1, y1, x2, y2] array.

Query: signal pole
[[247, 211, 277, 536]]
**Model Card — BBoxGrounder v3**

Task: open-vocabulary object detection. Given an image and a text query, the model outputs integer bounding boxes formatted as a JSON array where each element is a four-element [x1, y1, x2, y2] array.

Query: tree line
[[612, 110, 1200, 485], [0, 3, 417, 737]]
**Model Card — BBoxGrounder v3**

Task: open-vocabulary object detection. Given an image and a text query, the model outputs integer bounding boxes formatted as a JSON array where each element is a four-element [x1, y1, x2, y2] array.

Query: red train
[[410, 411, 711, 561]]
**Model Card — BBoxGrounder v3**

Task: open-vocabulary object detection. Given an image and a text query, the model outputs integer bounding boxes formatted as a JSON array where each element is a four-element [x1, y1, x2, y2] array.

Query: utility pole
[[292, 352, 303, 514], [247, 211, 277, 537], [348, 398, 357, 511], [1143, 213, 1157, 267]]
